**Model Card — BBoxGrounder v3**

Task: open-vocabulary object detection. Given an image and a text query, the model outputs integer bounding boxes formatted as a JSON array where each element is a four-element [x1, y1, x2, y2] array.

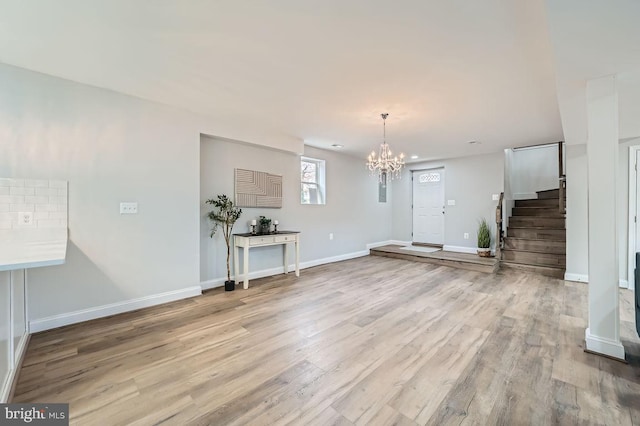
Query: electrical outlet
[[447, 200, 456, 206], [19, 212, 33, 226], [492, 193, 500, 201], [120, 202, 138, 214], [464, 232, 469, 239], [329, 233, 334, 240]]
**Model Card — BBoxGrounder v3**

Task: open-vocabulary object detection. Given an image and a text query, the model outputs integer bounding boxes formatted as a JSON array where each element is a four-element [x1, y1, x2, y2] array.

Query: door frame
[[626, 145, 640, 290], [411, 167, 445, 246]]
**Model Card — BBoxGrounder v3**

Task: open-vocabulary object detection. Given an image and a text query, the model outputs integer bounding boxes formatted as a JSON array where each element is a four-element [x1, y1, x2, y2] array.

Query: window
[[419, 172, 441, 183], [301, 157, 326, 205]]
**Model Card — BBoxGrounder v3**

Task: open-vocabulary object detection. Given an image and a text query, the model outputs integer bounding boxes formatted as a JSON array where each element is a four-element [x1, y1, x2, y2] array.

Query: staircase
[[501, 188, 566, 278]]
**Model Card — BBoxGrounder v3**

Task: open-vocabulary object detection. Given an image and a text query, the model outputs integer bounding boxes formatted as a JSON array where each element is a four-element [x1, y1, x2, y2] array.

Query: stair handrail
[[558, 141, 566, 214], [495, 192, 504, 260]]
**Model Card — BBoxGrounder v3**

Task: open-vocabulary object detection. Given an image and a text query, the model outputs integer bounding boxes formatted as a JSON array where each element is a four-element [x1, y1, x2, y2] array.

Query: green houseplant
[[477, 218, 492, 257], [206, 194, 242, 291], [258, 215, 272, 234]]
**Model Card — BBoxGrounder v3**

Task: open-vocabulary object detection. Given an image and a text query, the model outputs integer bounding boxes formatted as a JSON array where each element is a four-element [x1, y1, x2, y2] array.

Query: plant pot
[[258, 225, 271, 235], [224, 280, 235, 291], [477, 248, 491, 257]]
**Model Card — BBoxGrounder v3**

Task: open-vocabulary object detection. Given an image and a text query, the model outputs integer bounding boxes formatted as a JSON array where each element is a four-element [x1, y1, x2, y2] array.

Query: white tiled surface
[[0, 178, 67, 230], [0, 178, 68, 271]]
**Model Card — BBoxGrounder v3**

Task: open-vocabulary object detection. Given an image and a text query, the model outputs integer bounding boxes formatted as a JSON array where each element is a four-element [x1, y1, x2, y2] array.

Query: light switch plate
[[492, 194, 500, 201], [120, 202, 138, 214], [447, 200, 456, 206]]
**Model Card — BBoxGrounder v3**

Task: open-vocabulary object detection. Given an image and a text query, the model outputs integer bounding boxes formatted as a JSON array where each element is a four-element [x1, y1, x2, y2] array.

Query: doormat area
[[398, 246, 441, 254]]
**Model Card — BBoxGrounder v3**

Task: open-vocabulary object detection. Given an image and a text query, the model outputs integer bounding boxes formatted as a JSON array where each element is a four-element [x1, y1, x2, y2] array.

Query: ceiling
[[546, 0, 640, 145], [0, 1, 577, 160]]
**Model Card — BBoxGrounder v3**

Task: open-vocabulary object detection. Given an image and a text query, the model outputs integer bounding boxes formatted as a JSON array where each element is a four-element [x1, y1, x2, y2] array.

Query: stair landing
[[370, 245, 499, 274]]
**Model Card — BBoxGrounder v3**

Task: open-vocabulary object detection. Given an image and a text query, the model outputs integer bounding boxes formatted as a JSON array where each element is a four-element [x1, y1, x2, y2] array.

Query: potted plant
[[258, 215, 272, 234], [477, 218, 492, 257], [206, 194, 242, 291]]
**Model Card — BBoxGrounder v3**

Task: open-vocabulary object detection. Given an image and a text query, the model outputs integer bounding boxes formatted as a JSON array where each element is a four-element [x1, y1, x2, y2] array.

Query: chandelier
[[366, 113, 405, 182]]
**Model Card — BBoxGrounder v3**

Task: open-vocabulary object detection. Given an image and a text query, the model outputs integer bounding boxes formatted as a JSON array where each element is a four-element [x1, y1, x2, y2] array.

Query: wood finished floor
[[13, 256, 640, 425]]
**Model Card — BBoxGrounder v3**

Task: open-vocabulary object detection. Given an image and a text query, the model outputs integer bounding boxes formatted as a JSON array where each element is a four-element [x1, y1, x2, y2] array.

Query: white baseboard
[[301, 250, 369, 269], [201, 268, 284, 291], [563, 273, 629, 288], [513, 192, 538, 200], [29, 286, 202, 333], [201, 249, 370, 291], [585, 328, 625, 360], [443, 245, 477, 254], [0, 332, 29, 403], [564, 273, 588, 283]]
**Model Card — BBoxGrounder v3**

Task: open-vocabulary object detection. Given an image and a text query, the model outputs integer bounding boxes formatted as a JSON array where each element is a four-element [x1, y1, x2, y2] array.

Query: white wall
[[564, 139, 640, 286], [0, 63, 306, 330], [565, 144, 588, 281], [618, 138, 640, 287], [619, 71, 640, 140], [563, 70, 640, 286], [392, 152, 504, 250], [509, 144, 560, 199], [502, 149, 515, 229], [200, 137, 393, 285], [0, 63, 200, 324]]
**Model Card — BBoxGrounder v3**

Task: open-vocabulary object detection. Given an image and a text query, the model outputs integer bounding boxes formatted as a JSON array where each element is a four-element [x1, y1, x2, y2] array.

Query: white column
[[585, 75, 625, 360]]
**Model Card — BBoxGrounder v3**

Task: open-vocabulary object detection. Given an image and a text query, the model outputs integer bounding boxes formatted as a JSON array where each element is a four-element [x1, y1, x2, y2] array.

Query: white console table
[[233, 231, 300, 289]]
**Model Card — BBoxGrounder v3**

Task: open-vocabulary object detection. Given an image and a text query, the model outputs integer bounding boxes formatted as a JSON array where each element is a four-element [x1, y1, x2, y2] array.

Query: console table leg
[[243, 246, 250, 289], [283, 243, 289, 274], [295, 240, 300, 277]]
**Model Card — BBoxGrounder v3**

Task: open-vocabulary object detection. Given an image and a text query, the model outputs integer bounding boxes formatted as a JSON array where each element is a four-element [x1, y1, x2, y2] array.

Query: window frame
[[300, 156, 326, 205]]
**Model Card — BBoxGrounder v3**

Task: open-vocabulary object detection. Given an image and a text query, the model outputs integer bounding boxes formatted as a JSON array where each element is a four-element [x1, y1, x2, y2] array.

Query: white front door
[[412, 169, 445, 245]]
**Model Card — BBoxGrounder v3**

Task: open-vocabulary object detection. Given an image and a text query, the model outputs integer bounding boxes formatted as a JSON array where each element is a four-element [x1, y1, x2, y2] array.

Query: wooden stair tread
[[536, 188, 560, 193], [506, 228, 565, 242], [504, 236, 567, 246], [516, 197, 565, 202], [501, 259, 565, 269], [500, 261, 565, 279], [503, 237, 566, 242], [503, 238, 566, 251], [536, 188, 562, 199], [513, 209, 564, 212], [502, 248, 566, 255], [502, 251, 566, 268], [507, 226, 566, 230], [510, 215, 565, 219], [513, 206, 565, 213]]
